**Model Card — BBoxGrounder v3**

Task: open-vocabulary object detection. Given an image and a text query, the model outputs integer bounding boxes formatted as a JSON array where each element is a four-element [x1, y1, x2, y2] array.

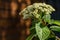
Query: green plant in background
[[19, 3, 60, 40]]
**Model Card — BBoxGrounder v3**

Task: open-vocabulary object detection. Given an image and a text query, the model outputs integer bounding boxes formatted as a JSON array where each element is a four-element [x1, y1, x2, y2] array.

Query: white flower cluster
[[19, 3, 55, 19], [33, 3, 55, 14]]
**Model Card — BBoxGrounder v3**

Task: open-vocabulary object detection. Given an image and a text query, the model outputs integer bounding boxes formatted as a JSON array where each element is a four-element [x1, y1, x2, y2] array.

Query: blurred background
[[0, 0, 60, 40]]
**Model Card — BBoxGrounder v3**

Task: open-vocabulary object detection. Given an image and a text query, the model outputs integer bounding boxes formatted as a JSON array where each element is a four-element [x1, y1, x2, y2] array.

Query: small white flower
[[36, 14, 40, 18], [19, 3, 55, 19], [33, 3, 39, 8], [43, 3, 46, 5]]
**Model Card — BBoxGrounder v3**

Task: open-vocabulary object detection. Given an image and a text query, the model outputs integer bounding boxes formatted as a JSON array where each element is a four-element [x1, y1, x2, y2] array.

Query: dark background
[[46, 0, 60, 20]]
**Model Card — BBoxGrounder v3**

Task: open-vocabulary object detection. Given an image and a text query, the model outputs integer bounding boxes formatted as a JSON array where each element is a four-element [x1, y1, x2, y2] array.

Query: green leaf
[[26, 28, 36, 40], [30, 27, 35, 31], [48, 19, 54, 24], [50, 26, 60, 32], [53, 20, 60, 26], [47, 31, 56, 40], [35, 22, 50, 40], [42, 27, 50, 40], [26, 25, 36, 40], [26, 33, 36, 40], [43, 14, 51, 23]]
